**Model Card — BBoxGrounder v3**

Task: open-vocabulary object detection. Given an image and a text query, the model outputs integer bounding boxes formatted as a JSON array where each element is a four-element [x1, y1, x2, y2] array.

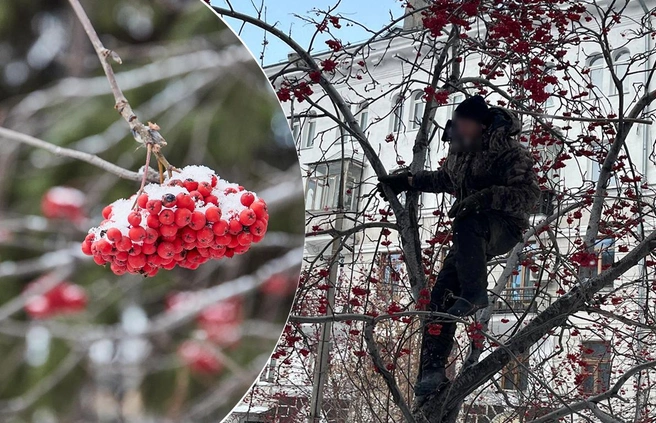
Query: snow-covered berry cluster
[[24, 277, 87, 319], [41, 186, 86, 223], [81, 166, 268, 276]]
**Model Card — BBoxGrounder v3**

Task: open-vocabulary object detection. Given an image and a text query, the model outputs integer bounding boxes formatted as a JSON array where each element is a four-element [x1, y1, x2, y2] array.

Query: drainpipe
[[634, 0, 651, 418]]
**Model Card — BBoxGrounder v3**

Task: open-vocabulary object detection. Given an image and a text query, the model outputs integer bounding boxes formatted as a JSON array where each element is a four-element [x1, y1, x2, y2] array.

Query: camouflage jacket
[[413, 107, 540, 230]]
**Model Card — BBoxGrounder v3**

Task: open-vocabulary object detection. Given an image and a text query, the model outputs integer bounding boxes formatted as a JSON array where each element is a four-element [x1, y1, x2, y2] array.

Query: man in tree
[[379, 95, 540, 396]]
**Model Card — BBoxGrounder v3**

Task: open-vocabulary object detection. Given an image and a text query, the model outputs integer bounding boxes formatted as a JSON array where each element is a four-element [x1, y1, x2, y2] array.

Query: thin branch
[[531, 360, 656, 423], [0, 126, 144, 182]]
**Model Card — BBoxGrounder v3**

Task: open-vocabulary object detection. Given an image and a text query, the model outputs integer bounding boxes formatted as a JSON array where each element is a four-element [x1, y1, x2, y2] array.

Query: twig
[[0, 126, 143, 182], [67, 0, 175, 176], [364, 320, 418, 423]]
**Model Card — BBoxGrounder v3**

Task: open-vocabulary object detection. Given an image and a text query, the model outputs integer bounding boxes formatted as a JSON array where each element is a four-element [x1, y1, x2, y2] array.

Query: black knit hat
[[454, 95, 489, 125]]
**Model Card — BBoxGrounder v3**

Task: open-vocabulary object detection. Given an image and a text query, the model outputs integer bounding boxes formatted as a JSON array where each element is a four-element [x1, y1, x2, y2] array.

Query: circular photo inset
[[0, 0, 303, 421]]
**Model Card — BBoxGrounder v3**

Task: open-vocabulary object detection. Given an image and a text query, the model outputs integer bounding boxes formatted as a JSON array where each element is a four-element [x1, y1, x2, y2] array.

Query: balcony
[[493, 287, 551, 313]]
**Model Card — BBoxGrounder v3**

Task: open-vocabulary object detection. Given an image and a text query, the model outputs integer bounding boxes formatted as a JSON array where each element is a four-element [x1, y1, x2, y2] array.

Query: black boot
[[446, 289, 489, 317], [414, 366, 448, 397]]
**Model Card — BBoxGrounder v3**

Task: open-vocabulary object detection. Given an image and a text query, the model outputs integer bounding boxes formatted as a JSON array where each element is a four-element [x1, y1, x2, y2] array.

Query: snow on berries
[[81, 166, 268, 276]]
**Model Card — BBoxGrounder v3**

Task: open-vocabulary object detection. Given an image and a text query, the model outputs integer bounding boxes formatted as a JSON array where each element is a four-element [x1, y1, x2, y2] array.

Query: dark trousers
[[419, 212, 522, 375]]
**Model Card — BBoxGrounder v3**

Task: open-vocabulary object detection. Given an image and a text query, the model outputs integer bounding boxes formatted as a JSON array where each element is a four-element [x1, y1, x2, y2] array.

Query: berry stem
[[132, 143, 153, 210]]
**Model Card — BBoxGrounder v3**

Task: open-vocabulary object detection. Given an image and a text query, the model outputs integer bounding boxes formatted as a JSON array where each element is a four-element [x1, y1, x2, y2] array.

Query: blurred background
[[0, 0, 304, 422]]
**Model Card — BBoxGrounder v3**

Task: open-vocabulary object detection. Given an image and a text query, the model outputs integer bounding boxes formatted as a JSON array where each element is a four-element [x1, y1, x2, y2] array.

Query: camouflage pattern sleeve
[[412, 168, 454, 194], [487, 146, 540, 218]]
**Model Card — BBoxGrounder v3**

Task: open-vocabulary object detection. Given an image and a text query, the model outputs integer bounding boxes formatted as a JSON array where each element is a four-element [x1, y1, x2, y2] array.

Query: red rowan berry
[[183, 179, 199, 192], [144, 228, 158, 244], [175, 208, 192, 227], [142, 243, 157, 255], [228, 236, 241, 249], [215, 234, 232, 246], [237, 232, 252, 246], [210, 174, 217, 187], [137, 194, 149, 208], [168, 179, 183, 187], [91, 238, 112, 254], [205, 195, 218, 205], [128, 226, 146, 242], [146, 214, 161, 228], [159, 209, 175, 225], [250, 219, 268, 237], [197, 227, 214, 245], [228, 219, 243, 235], [128, 211, 142, 227], [81, 242, 92, 255], [116, 236, 133, 252], [189, 211, 206, 230], [102, 205, 113, 219], [212, 220, 228, 236], [241, 192, 255, 207], [251, 200, 268, 219], [239, 209, 257, 226], [157, 242, 175, 259], [176, 193, 195, 210], [146, 199, 162, 215], [106, 227, 123, 243], [180, 226, 197, 243], [129, 244, 142, 256], [198, 182, 212, 197], [205, 206, 221, 223], [160, 224, 178, 237], [128, 254, 146, 268]]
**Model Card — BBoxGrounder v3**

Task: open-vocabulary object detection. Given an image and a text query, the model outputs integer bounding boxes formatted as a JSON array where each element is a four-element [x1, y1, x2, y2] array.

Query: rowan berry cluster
[[24, 277, 87, 319], [41, 186, 86, 223], [81, 166, 268, 276], [168, 293, 243, 374]]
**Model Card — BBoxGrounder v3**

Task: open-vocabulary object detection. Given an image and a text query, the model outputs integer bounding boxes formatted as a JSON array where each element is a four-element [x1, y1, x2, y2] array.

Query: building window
[[592, 238, 615, 278], [500, 354, 529, 391], [391, 95, 405, 132], [534, 189, 556, 216], [305, 160, 362, 211], [613, 50, 630, 94], [588, 50, 631, 96], [410, 91, 425, 130], [581, 341, 611, 395], [379, 252, 405, 295], [449, 93, 465, 118], [260, 357, 277, 382], [291, 117, 301, 142], [357, 101, 369, 132], [496, 245, 539, 313], [303, 112, 317, 148], [544, 66, 556, 108], [589, 55, 605, 95]]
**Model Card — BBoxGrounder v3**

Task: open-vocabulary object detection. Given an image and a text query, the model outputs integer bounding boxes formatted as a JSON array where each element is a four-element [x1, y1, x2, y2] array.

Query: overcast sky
[[211, 0, 405, 65]]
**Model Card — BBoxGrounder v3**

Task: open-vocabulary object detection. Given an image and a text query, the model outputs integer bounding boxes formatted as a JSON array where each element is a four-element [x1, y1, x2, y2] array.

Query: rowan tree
[[215, 0, 656, 422], [0, 0, 303, 420]]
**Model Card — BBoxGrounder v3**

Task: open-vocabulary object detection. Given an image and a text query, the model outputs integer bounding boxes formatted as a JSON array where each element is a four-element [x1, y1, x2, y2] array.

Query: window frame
[[303, 112, 317, 149], [379, 251, 405, 295], [391, 94, 405, 133], [581, 341, 611, 395], [304, 159, 362, 212], [410, 90, 425, 130], [500, 353, 529, 391]]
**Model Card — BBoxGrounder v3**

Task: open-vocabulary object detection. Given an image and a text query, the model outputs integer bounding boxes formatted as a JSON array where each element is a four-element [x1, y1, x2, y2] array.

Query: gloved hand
[[448, 190, 492, 219], [378, 170, 413, 198]]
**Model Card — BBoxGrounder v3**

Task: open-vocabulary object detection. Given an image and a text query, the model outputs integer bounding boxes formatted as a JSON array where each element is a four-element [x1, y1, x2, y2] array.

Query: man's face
[[453, 118, 484, 149]]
